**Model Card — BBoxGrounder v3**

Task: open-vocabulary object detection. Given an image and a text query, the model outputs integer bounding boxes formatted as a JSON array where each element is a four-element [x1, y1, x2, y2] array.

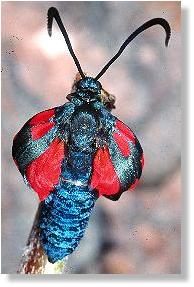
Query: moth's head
[[76, 77, 102, 95], [67, 74, 115, 110], [73, 77, 102, 102]]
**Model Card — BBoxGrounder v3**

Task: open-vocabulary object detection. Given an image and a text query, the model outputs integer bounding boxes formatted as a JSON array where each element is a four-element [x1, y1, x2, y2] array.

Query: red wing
[[25, 138, 65, 201], [90, 146, 120, 196], [12, 105, 73, 201], [29, 108, 55, 140], [90, 118, 144, 200]]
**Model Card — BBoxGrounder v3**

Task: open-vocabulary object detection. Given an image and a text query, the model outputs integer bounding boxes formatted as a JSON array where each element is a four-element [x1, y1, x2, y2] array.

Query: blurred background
[[1, 1, 181, 274]]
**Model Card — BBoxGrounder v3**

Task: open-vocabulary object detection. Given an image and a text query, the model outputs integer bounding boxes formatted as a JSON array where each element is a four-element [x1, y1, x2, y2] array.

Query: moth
[[12, 7, 171, 263]]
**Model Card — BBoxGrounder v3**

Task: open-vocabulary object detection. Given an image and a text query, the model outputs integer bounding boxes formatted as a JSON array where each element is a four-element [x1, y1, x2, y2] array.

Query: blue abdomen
[[38, 107, 99, 263], [39, 182, 96, 263]]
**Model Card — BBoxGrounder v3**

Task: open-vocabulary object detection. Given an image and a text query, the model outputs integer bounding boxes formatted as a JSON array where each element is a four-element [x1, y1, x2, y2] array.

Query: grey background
[[1, 1, 181, 274]]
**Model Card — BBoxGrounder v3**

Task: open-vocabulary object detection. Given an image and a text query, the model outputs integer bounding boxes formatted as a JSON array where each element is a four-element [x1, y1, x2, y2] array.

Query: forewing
[[90, 118, 144, 200], [12, 103, 74, 201]]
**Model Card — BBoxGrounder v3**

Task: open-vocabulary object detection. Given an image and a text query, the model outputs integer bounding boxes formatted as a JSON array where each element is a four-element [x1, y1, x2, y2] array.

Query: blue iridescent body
[[12, 76, 143, 263], [39, 184, 96, 263], [39, 78, 112, 262]]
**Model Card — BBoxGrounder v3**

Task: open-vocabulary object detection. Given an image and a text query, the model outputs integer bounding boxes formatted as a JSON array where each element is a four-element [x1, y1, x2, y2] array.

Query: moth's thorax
[[69, 106, 99, 151]]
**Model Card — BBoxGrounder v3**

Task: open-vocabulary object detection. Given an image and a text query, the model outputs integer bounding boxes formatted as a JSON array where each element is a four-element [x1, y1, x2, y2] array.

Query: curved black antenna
[[47, 7, 85, 79], [95, 18, 171, 80]]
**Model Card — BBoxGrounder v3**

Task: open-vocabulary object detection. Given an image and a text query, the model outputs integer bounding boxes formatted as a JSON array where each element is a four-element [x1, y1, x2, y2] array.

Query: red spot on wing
[[115, 120, 136, 144], [129, 178, 139, 190], [31, 122, 55, 140], [26, 138, 65, 201], [113, 132, 131, 157], [90, 146, 120, 196], [141, 153, 144, 168], [29, 109, 55, 126]]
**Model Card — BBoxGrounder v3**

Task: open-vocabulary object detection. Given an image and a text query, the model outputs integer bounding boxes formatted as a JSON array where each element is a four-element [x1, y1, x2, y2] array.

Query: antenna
[[47, 7, 85, 79], [95, 18, 171, 80]]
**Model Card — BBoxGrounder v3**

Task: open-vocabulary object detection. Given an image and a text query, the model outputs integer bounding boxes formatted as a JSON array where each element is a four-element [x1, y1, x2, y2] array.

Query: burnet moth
[[12, 7, 171, 263]]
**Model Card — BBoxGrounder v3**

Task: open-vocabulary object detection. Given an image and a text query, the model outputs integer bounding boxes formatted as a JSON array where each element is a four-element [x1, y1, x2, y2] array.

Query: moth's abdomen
[[38, 183, 96, 263]]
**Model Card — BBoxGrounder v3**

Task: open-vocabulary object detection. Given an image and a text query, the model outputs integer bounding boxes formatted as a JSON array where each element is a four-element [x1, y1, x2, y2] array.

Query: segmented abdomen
[[38, 182, 96, 263]]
